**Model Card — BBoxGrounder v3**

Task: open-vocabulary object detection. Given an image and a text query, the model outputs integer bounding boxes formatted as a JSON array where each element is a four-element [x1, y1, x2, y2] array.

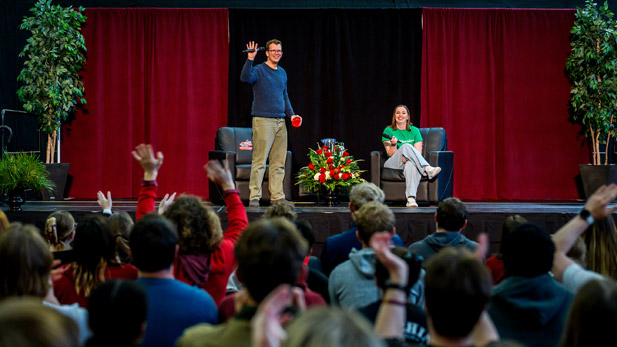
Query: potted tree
[[567, 0, 617, 197], [16, 0, 87, 199], [0, 152, 55, 211]]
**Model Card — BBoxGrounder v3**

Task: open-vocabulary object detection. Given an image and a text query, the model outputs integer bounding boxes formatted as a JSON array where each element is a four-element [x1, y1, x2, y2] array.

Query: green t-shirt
[[382, 126, 423, 149]]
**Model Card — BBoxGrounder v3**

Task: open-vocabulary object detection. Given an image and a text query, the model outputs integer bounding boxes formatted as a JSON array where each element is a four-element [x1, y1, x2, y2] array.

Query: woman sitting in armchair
[[382, 105, 441, 207]]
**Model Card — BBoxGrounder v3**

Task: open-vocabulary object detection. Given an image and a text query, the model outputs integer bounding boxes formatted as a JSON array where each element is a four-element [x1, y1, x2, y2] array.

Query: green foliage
[[0, 152, 55, 193], [567, 0, 617, 164], [16, 0, 87, 135], [296, 143, 366, 193]]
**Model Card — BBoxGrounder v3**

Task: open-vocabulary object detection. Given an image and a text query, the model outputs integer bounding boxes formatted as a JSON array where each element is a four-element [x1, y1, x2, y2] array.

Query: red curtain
[[421, 8, 588, 200], [62, 8, 229, 199]]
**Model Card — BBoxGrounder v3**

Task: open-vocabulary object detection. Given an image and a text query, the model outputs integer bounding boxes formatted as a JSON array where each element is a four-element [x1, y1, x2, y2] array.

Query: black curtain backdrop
[[228, 9, 422, 198]]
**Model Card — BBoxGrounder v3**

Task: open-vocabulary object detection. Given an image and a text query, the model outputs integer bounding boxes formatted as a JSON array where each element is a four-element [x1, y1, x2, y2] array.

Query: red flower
[[323, 146, 328, 150], [342, 173, 350, 180], [335, 168, 340, 174], [308, 163, 315, 170], [316, 149, 322, 155], [325, 151, 332, 158], [330, 170, 335, 176], [343, 152, 349, 157], [320, 167, 326, 173], [339, 165, 345, 169], [346, 159, 352, 165], [327, 157, 334, 164], [319, 174, 326, 183], [329, 164, 334, 170], [333, 173, 340, 180]]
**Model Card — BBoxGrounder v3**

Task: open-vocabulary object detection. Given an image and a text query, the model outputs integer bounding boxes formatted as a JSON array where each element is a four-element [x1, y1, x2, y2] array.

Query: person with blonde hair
[[0, 223, 91, 343], [44, 211, 76, 252], [382, 104, 441, 207], [0, 297, 79, 347]]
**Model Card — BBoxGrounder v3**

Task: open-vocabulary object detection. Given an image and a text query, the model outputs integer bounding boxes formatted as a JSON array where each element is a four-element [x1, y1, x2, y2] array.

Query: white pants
[[384, 144, 429, 198]]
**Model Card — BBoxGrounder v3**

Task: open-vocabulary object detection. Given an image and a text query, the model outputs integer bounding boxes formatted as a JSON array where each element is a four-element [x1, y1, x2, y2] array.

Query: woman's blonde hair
[[583, 216, 617, 280], [44, 211, 75, 252]]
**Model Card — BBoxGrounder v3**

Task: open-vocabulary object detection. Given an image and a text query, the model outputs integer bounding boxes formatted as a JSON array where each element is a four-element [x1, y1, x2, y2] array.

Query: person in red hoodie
[[132, 144, 248, 305]]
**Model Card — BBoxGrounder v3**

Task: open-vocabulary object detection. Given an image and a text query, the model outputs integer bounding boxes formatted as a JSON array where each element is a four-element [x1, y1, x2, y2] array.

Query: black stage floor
[[2, 200, 589, 257]]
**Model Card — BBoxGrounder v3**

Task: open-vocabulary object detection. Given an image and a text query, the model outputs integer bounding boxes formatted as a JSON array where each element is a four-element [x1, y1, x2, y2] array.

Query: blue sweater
[[137, 277, 217, 347], [240, 59, 294, 118]]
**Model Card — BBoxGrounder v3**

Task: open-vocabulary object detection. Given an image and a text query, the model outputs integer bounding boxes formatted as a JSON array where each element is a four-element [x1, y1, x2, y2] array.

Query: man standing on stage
[[241, 39, 301, 208]]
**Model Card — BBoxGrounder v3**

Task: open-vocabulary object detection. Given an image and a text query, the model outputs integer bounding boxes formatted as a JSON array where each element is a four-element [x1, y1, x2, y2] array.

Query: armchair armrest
[[371, 151, 383, 186], [427, 151, 454, 204]]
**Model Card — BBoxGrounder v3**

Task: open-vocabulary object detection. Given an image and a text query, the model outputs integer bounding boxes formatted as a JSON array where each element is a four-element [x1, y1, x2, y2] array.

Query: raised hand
[[251, 284, 292, 347], [158, 192, 177, 215], [132, 144, 164, 181], [584, 183, 617, 219], [370, 231, 408, 286], [97, 190, 112, 212], [204, 159, 235, 191], [246, 41, 259, 61]]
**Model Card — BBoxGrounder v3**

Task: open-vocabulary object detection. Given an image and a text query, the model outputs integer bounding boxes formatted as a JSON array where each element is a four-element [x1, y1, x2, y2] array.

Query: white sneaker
[[406, 197, 418, 207], [424, 166, 441, 180]]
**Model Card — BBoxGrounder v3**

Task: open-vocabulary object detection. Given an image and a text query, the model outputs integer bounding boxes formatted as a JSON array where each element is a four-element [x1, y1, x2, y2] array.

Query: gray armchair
[[371, 127, 453, 205], [208, 127, 292, 204]]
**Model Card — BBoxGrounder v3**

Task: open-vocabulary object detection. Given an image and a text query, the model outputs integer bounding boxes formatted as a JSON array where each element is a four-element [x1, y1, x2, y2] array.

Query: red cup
[[291, 117, 301, 127]]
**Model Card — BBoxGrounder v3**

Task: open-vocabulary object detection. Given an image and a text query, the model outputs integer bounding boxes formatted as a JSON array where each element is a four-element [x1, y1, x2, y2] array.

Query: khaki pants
[[249, 117, 287, 201]]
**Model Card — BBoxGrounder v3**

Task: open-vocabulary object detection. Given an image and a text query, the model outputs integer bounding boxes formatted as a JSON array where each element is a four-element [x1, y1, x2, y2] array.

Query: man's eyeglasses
[[268, 50, 283, 54]]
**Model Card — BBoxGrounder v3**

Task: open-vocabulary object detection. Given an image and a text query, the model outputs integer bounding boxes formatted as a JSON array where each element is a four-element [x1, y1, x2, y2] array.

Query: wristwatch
[[579, 208, 594, 225]]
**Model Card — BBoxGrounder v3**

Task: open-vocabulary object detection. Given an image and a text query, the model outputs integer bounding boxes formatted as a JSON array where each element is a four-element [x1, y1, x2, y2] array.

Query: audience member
[[0, 223, 91, 343], [177, 217, 307, 347], [582, 215, 617, 280], [53, 214, 138, 307], [85, 279, 147, 347], [0, 297, 79, 347], [489, 223, 572, 347], [358, 246, 427, 344], [321, 182, 404, 276], [551, 184, 617, 293], [0, 210, 9, 233], [373, 232, 502, 347], [329, 201, 398, 308], [130, 214, 217, 347], [44, 211, 76, 252], [561, 279, 617, 347], [109, 211, 134, 264], [294, 219, 329, 302], [408, 197, 476, 262], [486, 215, 528, 285], [132, 144, 248, 305], [218, 219, 326, 322], [263, 200, 297, 220]]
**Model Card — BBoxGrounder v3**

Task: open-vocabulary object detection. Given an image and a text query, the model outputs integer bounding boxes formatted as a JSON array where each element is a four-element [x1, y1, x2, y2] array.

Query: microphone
[[242, 47, 265, 53], [382, 133, 392, 140]]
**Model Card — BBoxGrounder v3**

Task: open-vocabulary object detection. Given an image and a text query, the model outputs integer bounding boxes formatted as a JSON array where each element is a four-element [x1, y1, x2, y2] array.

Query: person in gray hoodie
[[328, 201, 396, 309], [488, 223, 572, 347], [408, 197, 477, 262]]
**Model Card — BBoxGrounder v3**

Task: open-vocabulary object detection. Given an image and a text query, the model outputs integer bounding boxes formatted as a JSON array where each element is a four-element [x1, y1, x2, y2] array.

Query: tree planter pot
[[40, 163, 70, 200], [579, 164, 616, 198]]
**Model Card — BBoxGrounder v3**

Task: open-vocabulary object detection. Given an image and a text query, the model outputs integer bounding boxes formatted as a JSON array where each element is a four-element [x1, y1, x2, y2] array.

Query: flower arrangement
[[296, 142, 365, 193]]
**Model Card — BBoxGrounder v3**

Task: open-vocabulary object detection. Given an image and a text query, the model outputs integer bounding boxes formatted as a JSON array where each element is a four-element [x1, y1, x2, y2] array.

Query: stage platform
[[2, 200, 588, 257]]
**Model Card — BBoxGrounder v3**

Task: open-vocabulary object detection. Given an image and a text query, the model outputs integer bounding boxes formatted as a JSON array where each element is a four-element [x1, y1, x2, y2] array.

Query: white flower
[[325, 171, 331, 180], [314, 173, 320, 180]]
